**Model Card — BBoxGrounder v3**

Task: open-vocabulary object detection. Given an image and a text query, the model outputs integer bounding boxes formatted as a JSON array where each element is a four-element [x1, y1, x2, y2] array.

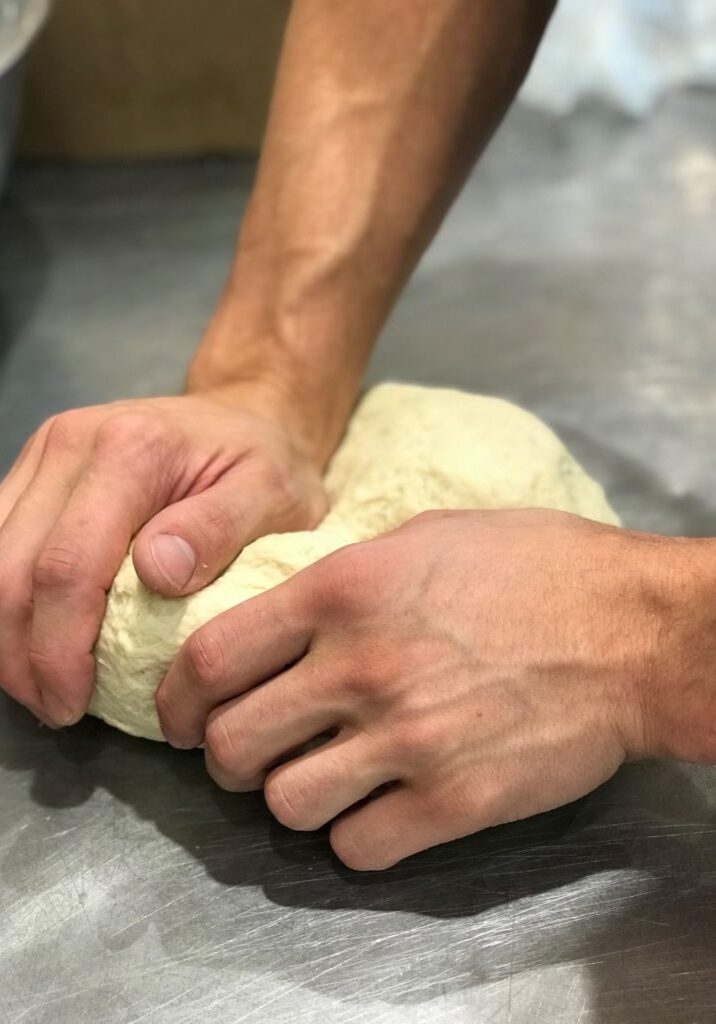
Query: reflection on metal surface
[[673, 146, 716, 216], [1, 91, 716, 1022]]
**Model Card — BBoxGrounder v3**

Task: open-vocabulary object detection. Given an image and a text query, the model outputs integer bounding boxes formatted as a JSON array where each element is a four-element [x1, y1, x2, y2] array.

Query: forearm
[[189, 0, 556, 463]]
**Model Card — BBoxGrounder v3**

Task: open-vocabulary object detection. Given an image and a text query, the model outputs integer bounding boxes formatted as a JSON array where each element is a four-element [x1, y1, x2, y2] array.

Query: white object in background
[[0, 0, 49, 77], [521, 0, 716, 115], [0, 0, 50, 197]]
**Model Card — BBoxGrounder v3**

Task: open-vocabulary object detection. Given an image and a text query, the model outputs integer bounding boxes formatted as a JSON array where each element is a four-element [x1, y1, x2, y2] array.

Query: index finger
[[29, 436, 176, 722], [157, 573, 317, 749]]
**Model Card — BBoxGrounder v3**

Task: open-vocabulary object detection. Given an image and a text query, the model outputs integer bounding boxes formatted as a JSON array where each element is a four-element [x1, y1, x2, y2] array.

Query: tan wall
[[18, 0, 290, 160]]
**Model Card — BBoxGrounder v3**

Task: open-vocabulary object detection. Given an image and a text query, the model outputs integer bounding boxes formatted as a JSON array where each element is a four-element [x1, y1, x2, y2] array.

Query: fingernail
[[42, 693, 80, 727], [151, 534, 196, 590], [170, 735, 198, 751]]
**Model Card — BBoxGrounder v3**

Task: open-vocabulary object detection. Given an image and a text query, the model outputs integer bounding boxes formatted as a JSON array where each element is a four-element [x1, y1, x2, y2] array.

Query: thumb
[[131, 463, 314, 596]]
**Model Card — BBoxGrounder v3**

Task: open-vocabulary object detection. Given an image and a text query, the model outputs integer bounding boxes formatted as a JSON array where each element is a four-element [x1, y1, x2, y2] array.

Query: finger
[[330, 786, 459, 871], [201, 656, 345, 788], [29, 453, 173, 723], [263, 735, 394, 831], [132, 458, 305, 596], [0, 445, 87, 722], [157, 578, 316, 749]]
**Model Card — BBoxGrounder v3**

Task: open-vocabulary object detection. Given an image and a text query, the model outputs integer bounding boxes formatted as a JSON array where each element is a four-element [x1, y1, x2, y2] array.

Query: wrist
[[185, 368, 352, 473], [187, 168, 399, 465], [629, 535, 716, 764], [186, 288, 361, 469]]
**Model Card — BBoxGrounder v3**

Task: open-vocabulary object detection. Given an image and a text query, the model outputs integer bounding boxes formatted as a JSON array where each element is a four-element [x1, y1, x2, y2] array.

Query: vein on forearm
[[192, 0, 556, 445]]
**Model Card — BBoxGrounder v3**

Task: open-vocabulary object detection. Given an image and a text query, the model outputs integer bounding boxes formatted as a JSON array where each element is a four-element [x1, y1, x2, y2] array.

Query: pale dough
[[91, 383, 620, 740]]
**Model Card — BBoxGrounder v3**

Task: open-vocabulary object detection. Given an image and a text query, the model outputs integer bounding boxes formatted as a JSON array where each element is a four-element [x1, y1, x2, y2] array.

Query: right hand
[[0, 385, 329, 727]]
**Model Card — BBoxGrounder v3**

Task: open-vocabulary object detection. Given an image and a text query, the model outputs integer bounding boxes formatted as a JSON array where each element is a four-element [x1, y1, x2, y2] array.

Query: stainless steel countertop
[[2, 92, 716, 1023]]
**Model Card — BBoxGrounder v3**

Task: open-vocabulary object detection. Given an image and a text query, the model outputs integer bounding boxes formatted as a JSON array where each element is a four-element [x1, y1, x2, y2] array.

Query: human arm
[[0, 0, 555, 726], [191, 0, 558, 451]]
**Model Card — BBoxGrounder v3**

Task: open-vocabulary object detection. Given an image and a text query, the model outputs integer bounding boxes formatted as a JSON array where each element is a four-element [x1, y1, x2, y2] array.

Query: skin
[[155, 511, 716, 870], [0, 0, 556, 727], [0, 387, 327, 725], [2, 0, 716, 869]]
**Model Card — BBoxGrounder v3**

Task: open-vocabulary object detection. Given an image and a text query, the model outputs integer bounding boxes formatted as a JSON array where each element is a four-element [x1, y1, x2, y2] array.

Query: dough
[[91, 383, 620, 740]]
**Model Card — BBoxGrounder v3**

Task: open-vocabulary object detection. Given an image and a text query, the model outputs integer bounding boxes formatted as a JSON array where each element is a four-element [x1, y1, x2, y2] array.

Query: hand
[[157, 508, 708, 870], [0, 384, 328, 727]]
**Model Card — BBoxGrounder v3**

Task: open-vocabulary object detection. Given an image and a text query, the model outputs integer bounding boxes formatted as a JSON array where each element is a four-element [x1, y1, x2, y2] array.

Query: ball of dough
[[91, 383, 620, 740]]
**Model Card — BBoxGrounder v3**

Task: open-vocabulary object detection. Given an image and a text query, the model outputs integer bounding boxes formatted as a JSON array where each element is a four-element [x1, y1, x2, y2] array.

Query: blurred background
[[3, 0, 716, 170]]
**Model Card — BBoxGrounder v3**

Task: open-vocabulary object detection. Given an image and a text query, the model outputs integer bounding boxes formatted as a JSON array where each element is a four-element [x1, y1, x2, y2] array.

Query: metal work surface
[[2, 92, 716, 1023]]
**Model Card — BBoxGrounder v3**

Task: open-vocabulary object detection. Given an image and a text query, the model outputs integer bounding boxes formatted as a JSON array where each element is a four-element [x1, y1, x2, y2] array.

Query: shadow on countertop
[[2, 693, 716, 1023]]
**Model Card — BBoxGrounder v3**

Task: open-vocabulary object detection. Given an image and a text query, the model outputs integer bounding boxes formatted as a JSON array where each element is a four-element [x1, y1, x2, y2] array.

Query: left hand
[[156, 508, 696, 870]]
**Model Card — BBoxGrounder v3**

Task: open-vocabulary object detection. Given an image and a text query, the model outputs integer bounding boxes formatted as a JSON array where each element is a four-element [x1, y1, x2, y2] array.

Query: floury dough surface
[[91, 383, 620, 741]]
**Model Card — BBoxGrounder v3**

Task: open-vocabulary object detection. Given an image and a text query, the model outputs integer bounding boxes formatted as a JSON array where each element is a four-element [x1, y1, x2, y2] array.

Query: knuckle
[[204, 714, 244, 787], [333, 643, 399, 702], [304, 485, 329, 529], [255, 457, 293, 503], [153, 684, 174, 727], [198, 502, 239, 553], [264, 771, 314, 831], [251, 456, 321, 531], [315, 544, 375, 614], [390, 717, 449, 762], [15, 420, 50, 462], [330, 823, 388, 872], [332, 543, 372, 584], [337, 657, 386, 701], [94, 410, 167, 459], [32, 546, 89, 591], [183, 627, 226, 692], [44, 411, 82, 452], [27, 643, 62, 680]]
